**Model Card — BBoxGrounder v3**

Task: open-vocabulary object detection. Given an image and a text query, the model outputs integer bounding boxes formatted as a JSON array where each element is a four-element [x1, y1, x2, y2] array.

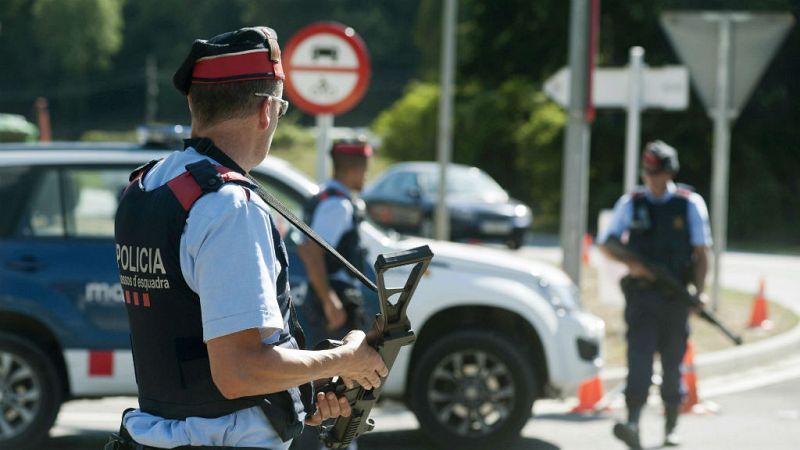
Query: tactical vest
[[627, 187, 694, 284], [114, 138, 312, 442], [303, 186, 366, 282]]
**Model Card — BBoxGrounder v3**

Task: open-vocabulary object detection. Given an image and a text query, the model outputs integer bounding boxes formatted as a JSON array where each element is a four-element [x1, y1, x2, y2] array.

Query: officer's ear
[[257, 97, 271, 131]]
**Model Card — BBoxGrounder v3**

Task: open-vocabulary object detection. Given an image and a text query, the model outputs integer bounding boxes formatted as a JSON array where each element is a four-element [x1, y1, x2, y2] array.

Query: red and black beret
[[331, 139, 373, 158], [642, 140, 680, 173], [173, 26, 284, 95]]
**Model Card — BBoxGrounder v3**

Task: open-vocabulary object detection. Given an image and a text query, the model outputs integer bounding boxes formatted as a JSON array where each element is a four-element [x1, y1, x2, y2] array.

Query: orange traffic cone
[[571, 375, 604, 413], [680, 340, 699, 413], [581, 233, 593, 265], [748, 278, 771, 328]]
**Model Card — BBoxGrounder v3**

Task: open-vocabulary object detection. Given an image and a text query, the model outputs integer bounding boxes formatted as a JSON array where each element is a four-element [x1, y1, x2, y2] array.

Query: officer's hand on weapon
[[339, 330, 388, 390], [628, 261, 656, 280], [322, 290, 348, 331], [691, 292, 709, 314], [304, 391, 352, 426]]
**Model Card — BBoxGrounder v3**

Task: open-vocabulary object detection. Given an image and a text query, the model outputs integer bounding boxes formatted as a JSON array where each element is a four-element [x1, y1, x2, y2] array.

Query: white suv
[[0, 143, 604, 449]]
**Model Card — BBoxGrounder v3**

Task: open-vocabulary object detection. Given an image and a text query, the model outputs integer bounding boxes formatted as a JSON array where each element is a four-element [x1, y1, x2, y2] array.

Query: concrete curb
[[600, 319, 800, 387]]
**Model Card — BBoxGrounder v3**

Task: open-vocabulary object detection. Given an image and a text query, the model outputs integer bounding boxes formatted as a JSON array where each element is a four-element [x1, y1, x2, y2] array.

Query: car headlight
[[532, 277, 579, 314]]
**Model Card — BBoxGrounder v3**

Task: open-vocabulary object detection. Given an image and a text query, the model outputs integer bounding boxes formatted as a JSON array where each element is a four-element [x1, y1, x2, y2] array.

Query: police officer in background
[[297, 139, 372, 351], [110, 27, 387, 450], [598, 141, 712, 449], [293, 139, 372, 450]]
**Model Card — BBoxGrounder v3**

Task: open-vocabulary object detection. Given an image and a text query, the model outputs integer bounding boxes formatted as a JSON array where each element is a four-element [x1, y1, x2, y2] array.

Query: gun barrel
[[698, 309, 743, 345], [605, 237, 742, 346]]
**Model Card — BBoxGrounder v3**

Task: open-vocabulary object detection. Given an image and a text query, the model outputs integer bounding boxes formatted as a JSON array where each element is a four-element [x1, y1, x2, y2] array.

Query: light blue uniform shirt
[[123, 148, 296, 450], [597, 181, 712, 247], [303, 178, 357, 284]]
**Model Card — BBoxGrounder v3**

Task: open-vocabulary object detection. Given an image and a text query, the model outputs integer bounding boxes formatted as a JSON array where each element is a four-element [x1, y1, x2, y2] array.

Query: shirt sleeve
[[309, 197, 354, 247], [687, 193, 713, 247], [180, 184, 284, 342], [597, 195, 633, 244]]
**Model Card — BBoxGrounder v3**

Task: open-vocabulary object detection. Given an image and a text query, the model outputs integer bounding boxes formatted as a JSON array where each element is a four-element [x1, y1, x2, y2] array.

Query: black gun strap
[[247, 176, 378, 292], [185, 137, 376, 292]]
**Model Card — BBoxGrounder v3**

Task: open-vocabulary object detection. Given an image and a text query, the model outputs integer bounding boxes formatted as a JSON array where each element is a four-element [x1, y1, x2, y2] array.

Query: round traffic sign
[[283, 22, 371, 116]]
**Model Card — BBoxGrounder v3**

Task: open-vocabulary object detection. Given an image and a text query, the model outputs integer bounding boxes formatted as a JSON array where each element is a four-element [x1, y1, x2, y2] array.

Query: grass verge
[[581, 266, 799, 368]]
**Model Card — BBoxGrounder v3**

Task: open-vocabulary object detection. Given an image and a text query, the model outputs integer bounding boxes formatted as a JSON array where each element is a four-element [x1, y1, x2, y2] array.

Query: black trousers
[[621, 278, 689, 410]]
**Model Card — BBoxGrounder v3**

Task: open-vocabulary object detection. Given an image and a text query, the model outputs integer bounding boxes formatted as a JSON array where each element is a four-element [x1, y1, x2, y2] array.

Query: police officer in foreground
[[110, 27, 387, 450], [598, 141, 712, 449]]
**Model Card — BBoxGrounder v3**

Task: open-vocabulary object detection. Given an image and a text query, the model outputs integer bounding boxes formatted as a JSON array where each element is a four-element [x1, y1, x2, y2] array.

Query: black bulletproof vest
[[627, 188, 694, 283], [114, 138, 312, 441], [303, 186, 366, 283]]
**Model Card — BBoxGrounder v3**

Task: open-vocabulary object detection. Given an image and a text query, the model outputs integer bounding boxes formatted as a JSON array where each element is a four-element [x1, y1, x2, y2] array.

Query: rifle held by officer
[[317, 245, 433, 448], [603, 237, 742, 346]]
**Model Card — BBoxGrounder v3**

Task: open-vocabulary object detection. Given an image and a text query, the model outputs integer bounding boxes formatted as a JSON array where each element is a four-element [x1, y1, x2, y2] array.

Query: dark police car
[[0, 142, 602, 450], [362, 162, 533, 249]]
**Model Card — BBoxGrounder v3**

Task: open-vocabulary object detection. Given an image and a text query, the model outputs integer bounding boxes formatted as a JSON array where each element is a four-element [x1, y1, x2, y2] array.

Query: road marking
[[700, 355, 800, 398]]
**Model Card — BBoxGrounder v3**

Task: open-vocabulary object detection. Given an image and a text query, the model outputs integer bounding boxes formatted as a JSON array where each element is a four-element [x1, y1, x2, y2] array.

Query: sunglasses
[[254, 93, 289, 118]]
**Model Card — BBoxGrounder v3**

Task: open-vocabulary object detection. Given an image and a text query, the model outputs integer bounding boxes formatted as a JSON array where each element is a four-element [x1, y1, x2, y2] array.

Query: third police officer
[[598, 141, 712, 449]]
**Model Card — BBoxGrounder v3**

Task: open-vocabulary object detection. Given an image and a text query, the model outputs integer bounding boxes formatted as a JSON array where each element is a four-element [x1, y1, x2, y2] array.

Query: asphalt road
[[47, 355, 800, 450], [45, 247, 800, 450]]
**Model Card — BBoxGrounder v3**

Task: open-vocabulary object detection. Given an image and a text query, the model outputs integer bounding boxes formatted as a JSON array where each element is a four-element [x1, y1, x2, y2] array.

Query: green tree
[[31, 0, 125, 74], [374, 0, 800, 242], [372, 81, 439, 162]]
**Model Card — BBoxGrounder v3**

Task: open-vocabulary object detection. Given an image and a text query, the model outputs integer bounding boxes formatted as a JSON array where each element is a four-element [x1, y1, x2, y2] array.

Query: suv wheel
[[0, 332, 63, 449], [409, 330, 537, 450]]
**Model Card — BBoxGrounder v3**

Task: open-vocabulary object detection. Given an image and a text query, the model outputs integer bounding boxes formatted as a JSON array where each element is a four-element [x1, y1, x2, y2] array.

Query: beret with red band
[[173, 26, 284, 96], [641, 140, 679, 173], [331, 140, 373, 158]]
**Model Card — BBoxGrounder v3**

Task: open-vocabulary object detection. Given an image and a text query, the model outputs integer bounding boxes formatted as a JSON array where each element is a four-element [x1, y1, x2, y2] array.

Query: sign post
[[544, 59, 689, 195], [660, 11, 794, 309], [624, 47, 644, 194], [435, 0, 458, 242], [559, 0, 598, 286], [284, 22, 371, 182]]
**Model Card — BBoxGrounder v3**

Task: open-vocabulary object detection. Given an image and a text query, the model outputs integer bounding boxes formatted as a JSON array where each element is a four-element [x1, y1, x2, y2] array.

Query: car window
[[421, 166, 506, 198], [373, 171, 419, 197], [0, 166, 39, 237], [250, 172, 308, 246], [16, 169, 65, 237], [62, 168, 131, 238]]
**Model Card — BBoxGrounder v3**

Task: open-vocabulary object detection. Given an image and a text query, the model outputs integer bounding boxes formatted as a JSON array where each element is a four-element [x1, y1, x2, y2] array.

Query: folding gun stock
[[320, 245, 433, 449]]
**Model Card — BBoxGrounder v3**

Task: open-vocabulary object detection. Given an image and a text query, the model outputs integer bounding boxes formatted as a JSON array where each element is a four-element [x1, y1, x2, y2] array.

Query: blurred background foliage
[[0, 0, 798, 246]]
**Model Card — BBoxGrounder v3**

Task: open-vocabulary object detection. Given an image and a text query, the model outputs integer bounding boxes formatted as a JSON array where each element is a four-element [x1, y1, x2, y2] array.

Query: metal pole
[[559, 0, 592, 284], [710, 16, 732, 311], [435, 0, 457, 241], [624, 46, 644, 193], [316, 113, 333, 183]]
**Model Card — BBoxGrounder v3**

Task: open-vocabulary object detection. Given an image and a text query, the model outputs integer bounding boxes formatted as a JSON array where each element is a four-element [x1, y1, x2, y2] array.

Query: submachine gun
[[318, 245, 433, 449], [603, 237, 742, 346], [246, 178, 433, 447]]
